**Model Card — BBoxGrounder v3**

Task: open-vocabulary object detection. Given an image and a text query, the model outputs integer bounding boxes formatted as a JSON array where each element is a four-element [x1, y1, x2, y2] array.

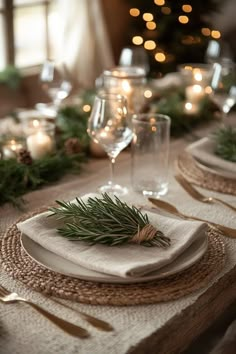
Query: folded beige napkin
[[186, 137, 236, 175], [17, 193, 208, 278]]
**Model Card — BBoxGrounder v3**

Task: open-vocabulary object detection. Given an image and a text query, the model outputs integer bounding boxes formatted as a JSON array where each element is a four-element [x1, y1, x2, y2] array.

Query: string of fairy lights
[[129, 0, 221, 63]]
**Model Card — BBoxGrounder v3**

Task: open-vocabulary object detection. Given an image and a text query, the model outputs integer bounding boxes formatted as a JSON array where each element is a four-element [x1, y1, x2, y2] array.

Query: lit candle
[[184, 102, 199, 115], [27, 131, 54, 159], [2, 139, 23, 159], [185, 84, 205, 103], [193, 68, 203, 83]]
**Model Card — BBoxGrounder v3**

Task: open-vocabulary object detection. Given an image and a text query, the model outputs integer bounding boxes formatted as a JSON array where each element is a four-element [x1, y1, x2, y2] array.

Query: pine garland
[[213, 126, 236, 162], [0, 152, 86, 207], [146, 89, 217, 136], [49, 193, 171, 248]]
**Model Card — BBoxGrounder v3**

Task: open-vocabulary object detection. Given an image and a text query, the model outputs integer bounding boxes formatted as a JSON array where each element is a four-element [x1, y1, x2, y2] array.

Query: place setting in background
[[176, 59, 236, 195]]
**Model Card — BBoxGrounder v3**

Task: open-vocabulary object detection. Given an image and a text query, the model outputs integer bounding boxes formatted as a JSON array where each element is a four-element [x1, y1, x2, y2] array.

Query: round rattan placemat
[[176, 152, 236, 196], [0, 218, 225, 306]]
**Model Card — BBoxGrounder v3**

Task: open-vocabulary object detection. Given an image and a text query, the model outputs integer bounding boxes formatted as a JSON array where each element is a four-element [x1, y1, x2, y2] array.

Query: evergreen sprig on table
[[0, 153, 85, 207], [49, 193, 171, 248], [213, 126, 236, 162]]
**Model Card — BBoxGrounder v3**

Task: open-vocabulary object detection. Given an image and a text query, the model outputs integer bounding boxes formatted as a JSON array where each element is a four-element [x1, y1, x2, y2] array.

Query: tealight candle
[[2, 139, 24, 159], [27, 131, 54, 159], [185, 84, 205, 103]]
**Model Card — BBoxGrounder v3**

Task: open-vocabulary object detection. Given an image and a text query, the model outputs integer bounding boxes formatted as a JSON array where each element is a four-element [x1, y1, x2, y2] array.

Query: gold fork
[[50, 296, 113, 332], [148, 198, 236, 239], [0, 285, 89, 338], [175, 174, 236, 212]]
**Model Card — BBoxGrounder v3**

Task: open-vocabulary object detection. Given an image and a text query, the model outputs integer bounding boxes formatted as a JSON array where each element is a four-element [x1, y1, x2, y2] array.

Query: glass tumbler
[[131, 113, 170, 197]]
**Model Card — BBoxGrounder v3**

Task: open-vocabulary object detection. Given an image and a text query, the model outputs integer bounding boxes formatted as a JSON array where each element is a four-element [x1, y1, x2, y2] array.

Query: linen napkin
[[17, 193, 208, 278], [186, 137, 236, 176]]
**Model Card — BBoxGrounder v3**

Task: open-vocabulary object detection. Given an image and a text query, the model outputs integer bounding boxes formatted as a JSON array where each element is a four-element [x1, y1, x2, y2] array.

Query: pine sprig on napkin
[[213, 126, 236, 162], [49, 193, 171, 248]]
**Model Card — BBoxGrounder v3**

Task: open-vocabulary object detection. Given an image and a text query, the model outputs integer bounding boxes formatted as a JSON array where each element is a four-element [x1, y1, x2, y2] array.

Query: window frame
[[2, 0, 51, 68]]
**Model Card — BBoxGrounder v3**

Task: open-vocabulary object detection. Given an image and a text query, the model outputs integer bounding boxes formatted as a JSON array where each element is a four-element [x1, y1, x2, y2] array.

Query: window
[[0, 0, 60, 70]]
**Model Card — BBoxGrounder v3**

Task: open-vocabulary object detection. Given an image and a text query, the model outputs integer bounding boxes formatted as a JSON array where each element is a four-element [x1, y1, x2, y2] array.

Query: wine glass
[[87, 93, 133, 195], [119, 46, 150, 75], [210, 60, 236, 121], [40, 60, 72, 109]]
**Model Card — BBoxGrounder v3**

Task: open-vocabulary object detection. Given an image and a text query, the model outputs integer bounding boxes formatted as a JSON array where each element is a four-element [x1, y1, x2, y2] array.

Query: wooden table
[[0, 124, 236, 354]]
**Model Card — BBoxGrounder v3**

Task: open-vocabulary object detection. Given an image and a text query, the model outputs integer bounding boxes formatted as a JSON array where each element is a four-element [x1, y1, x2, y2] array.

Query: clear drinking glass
[[40, 60, 72, 109], [131, 113, 170, 197], [210, 60, 236, 121], [87, 93, 133, 195]]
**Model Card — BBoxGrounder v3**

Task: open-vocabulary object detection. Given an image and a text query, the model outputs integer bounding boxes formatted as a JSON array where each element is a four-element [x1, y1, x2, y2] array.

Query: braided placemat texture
[[176, 152, 236, 196], [0, 215, 226, 306]]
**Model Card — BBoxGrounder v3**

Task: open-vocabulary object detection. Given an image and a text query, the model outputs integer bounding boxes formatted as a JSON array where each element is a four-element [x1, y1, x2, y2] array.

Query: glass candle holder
[[23, 118, 55, 159], [98, 66, 147, 114], [178, 63, 213, 87]]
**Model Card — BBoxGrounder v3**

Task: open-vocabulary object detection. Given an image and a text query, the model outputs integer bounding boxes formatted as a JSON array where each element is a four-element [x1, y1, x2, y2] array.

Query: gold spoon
[[175, 174, 236, 212], [148, 198, 236, 239]]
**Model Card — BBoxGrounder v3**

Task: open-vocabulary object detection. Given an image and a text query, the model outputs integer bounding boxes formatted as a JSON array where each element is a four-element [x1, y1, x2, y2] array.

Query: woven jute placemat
[[176, 152, 236, 196], [0, 217, 225, 306]]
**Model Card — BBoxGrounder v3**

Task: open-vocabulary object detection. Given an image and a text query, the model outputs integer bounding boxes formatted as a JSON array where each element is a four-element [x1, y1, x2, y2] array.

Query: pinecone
[[64, 138, 82, 155], [17, 148, 33, 165]]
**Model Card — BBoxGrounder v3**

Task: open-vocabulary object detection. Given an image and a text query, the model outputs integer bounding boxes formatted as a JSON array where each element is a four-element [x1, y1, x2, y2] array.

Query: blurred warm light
[[205, 86, 212, 94], [182, 5, 192, 13], [154, 0, 165, 5], [178, 15, 189, 24], [185, 102, 193, 110], [161, 7, 171, 15], [193, 69, 202, 82], [132, 36, 143, 45], [150, 117, 156, 124], [130, 8, 140, 17], [122, 80, 132, 93], [144, 40, 156, 50], [192, 84, 202, 93], [211, 30, 221, 39], [155, 52, 166, 62], [151, 126, 157, 132], [201, 27, 211, 36], [146, 21, 157, 30], [144, 90, 153, 98], [184, 65, 193, 70], [33, 119, 40, 127], [143, 13, 154, 21], [83, 104, 91, 112]]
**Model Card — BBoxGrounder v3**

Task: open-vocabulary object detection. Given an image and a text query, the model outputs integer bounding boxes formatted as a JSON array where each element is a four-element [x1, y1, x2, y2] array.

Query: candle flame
[[192, 84, 203, 93], [185, 102, 193, 110], [122, 80, 132, 93], [33, 119, 40, 127]]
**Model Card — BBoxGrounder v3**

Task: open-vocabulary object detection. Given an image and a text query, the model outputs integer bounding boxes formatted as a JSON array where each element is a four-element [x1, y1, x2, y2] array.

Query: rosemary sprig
[[49, 193, 171, 248], [213, 126, 236, 162]]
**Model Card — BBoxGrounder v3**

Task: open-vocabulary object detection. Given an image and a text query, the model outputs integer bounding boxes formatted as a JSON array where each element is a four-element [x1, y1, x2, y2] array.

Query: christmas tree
[[125, 0, 221, 76]]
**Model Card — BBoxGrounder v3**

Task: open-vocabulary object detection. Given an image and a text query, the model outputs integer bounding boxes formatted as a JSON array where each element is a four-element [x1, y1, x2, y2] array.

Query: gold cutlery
[[148, 198, 236, 239], [51, 297, 113, 332], [0, 285, 89, 338], [175, 174, 236, 212]]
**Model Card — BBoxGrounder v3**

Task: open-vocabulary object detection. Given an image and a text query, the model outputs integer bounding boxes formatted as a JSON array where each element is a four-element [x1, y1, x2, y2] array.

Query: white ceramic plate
[[193, 156, 236, 180], [21, 232, 208, 284]]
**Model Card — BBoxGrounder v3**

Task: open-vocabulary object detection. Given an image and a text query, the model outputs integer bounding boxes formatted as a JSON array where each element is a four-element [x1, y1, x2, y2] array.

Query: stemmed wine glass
[[119, 46, 150, 75], [210, 60, 236, 122], [40, 60, 72, 110], [87, 92, 133, 195]]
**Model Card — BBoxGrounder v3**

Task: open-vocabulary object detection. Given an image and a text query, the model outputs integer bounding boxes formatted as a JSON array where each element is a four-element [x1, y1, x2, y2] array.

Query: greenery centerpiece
[[49, 193, 171, 248]]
